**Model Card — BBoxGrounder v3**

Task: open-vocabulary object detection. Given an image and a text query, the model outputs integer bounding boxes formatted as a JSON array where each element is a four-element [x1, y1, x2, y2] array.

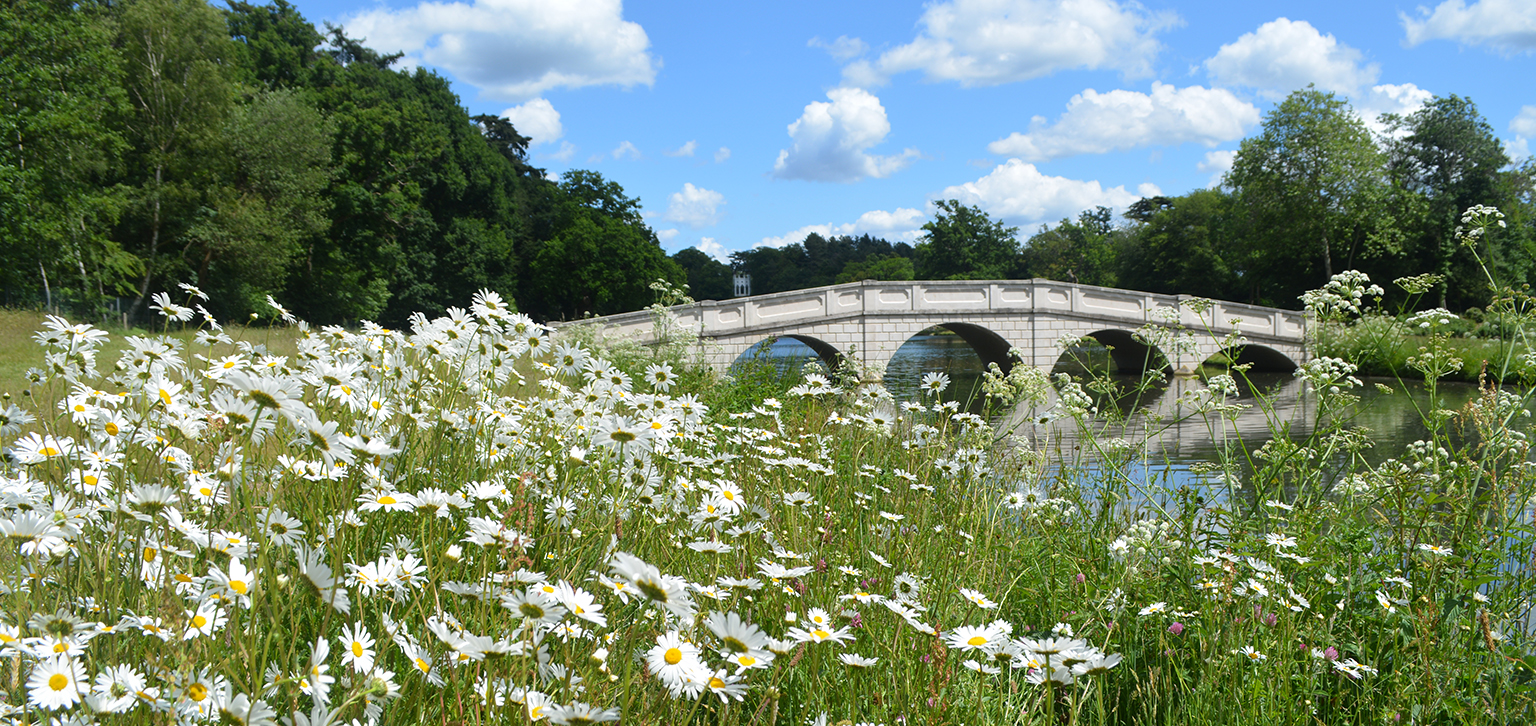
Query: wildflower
[[1418, 543, 1453, 557], [1138, 602, 1168, 617], [947, 624, 1002, 653], [28, 656, 86, 710], [1234, 645, 1266, 663], [646, 631, 704, 693], [959, 587, 998, 609], [340, 623, 378, 674]]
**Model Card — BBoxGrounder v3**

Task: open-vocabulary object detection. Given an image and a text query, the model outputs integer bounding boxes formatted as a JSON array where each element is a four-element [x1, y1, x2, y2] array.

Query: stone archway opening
[[730, 334, 847, 378], [883, 323, 1014, 409], [1202, 344, 1299, 373], [1053, 329, 1171, 377]]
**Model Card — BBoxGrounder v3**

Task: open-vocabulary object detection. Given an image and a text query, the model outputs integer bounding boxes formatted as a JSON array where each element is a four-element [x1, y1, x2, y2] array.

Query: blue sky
[[285, 0, 1536, 260]]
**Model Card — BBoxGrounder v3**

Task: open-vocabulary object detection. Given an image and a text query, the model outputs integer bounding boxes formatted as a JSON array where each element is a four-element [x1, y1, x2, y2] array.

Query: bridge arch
[[1056, 329, 1171, 375], [730, 334, 847, 375], [1203, 343, 1299, 373]]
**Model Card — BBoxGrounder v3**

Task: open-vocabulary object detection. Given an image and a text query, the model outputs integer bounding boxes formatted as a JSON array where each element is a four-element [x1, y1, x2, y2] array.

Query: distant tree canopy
[[3, 6, 1534, 324], [729, 234, 915, 296]]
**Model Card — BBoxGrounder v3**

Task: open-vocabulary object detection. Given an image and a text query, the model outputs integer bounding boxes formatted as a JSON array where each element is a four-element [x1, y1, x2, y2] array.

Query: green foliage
[[835, 253, 915, 283], [1022, 206, 1122, 287], [670, 248, 733, 301], [1116, 190, 1237, 298], [914, 199, 1020, 279], [0, 0, 135, 312], [730, 233, 914, 295], [1226, 87, 1387, 305]]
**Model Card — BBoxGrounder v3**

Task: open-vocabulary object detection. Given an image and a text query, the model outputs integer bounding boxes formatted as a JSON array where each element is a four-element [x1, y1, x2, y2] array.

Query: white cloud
[[1511, 105, 1536, 159], [809, 35, 869, 61], [664, 183, 726, 229], [499, 98, 562, 146], [341, 0, 657, 101], [986, 82, 1259, 162], [772, 88, 919, 183], [760, 208, 928, 248], [695, 238, 730, 263], [714, 147, 731, 163], [846, 0, 1178, 87], [1402, 0, 1536, 54], [655, 228, 680, 243], [934, 159, 1157, 226], [612, 141, 641, 161], [1353, 83, 1434, 137], [540, 141, 576, 163], [666, 141, 698, 157], [1205, 18, 1378, 99], [1197, 150, 1236, 187]]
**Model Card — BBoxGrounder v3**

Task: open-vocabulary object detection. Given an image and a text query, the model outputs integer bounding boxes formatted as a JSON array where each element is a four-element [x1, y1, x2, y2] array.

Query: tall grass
[[1, 208, 1534, 726]]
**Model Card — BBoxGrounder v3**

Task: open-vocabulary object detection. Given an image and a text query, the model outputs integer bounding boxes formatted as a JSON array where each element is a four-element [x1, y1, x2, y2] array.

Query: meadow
[[2, 208, 1535, 726]]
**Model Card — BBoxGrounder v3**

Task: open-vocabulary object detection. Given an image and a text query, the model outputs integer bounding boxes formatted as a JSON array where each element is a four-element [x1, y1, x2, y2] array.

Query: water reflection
[[746, 332, 1500, 468]]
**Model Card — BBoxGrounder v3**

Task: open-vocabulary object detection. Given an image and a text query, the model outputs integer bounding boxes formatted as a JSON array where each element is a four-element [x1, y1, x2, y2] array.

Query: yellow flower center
[[709, 677, 726, 689], [159, 389, 173, 405], [415, 658, 429, 673], [738, 656, 756, 666], [143, 547, 157, 562], [967, 636, 987, 647], [664, 647, 682, 665], [813, 629, 830, 640], [189, 683, 207, 701], [352, 642, 364, 658], [230, 580, 248, 595], [378, 496, 397, 505], [192, 615, 207, 628], [40, 447, 59, 457], [53, 643, 67, 653], [49, 673, 68, 691], [83, 474, 98, 486], [105, 423, 119, 436]]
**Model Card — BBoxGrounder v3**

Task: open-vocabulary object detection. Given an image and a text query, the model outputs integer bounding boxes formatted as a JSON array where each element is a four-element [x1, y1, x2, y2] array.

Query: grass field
[[1, 275, 1535, 725]]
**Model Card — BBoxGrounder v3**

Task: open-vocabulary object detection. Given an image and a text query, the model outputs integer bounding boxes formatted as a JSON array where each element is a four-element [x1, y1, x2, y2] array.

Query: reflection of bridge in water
[[1004, 375, 1316, 462], [568, 279, 1309, 378]]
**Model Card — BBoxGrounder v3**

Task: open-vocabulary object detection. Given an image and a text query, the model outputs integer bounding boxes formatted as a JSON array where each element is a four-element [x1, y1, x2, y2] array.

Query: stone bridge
[[564, 279, 1309, 377]]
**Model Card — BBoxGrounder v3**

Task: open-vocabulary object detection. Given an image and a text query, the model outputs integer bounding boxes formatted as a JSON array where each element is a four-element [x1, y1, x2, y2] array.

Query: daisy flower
[[959, 587, 998, 610], [28, 656, 86, 710], [340, 623, 377, 673]]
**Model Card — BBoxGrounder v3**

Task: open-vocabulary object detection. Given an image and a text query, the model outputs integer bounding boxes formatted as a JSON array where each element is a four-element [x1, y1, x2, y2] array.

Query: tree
[[914, 200, 1019, 279], [117, 0, 237, 320], [0, 0, 135, 314], [1117, 190, 1238, 298], [1226, 88, 1387, 305], [671, 248, 733, 301], [520, 170, 681, 320], [225, 0, 324, 90], [836, 254, 914, 283], [1022, 206, 1121, 287], [184, 89, 332, 318], [1386, 95, 1519, 307]]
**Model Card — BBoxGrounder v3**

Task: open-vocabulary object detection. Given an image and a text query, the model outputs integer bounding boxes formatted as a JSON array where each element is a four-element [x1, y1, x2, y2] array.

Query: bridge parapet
[[562, 279, 1306, 344]]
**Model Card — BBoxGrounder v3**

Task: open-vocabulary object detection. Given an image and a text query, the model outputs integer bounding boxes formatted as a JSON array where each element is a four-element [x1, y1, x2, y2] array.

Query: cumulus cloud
[[772, 88, 919, 183], [760, 208, 928, 248], [666, 141, 698, 157], [340, 0, 657, 101], [541, 141, 576, 163], [696, 238, 731, 263], [1205, 18, 1378, 99], [1353, 83, 1434, 137], [655, 228, 681, 244], [611, 141, 641, 161], [714, 147, 731, 163], [664, 183, 726, 229], [986, 82, 1259, 162], [1511, 105, 1536, 159], [844, 0, 1178, 87], [1197, 150, 1236, 187], [809, 35, 869, 61], [934, 159, 1157, 226], [499, 98, 562, 146], [1402, 0, 1536, 54]]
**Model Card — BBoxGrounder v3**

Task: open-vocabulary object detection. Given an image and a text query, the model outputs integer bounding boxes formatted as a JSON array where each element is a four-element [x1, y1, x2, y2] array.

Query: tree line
[[5, 0, 1534, 325], [2, 0, 680, 326]]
